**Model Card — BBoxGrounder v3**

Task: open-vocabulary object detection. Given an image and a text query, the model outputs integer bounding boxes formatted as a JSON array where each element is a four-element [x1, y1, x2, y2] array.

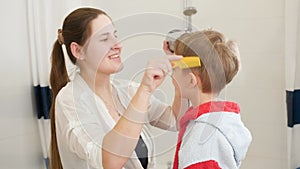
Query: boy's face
[[172, 68, 190, 98]]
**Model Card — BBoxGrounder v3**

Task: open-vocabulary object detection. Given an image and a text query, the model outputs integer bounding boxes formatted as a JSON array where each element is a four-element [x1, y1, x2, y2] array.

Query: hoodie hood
[[194, 111, 252, 167], [176, 101, 252, 169]]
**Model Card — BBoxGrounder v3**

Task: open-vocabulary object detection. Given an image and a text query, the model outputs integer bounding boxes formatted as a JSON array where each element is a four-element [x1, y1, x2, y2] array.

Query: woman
[[50, 7, 183, 169]]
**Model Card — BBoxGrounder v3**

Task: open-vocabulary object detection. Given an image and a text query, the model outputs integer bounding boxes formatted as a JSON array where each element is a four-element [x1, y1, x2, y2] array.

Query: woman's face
[[82, 14, 123, 75]]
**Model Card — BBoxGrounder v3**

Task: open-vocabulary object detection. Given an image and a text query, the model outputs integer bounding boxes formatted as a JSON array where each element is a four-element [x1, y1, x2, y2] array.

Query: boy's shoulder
[[180, 112, 252, 168]]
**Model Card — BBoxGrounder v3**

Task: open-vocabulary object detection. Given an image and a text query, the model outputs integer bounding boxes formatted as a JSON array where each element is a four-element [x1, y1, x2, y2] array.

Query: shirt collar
[[180, 101, 240, 130]]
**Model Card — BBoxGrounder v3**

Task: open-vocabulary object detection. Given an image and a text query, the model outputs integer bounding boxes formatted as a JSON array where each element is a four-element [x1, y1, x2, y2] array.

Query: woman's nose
[[111, 38, 122, 50], [113, 41, 122, 50]]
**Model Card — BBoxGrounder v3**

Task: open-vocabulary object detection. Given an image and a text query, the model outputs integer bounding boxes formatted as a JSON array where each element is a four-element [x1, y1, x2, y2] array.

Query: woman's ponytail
[[49, 39, 68, 169]]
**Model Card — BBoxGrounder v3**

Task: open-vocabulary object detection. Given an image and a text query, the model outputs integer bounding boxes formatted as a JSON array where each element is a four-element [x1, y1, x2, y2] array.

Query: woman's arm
[[149, 79, 189, 131], [148, 43, 189, 130], [102, 55, 182, 169], [102, 86, 151, 169], [149, 96, 189, 131]]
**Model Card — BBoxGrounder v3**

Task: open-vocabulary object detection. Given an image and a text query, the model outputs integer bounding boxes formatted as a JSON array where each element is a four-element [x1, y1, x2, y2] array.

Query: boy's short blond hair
[[174, 29, 240, 93]]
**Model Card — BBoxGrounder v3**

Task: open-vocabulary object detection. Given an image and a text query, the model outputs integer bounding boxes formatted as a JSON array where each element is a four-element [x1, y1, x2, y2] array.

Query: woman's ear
[[70, 42, 84, 60]]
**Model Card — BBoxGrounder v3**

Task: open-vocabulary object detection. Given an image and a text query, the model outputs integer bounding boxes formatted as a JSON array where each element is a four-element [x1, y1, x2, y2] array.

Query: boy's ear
[[187, 72, 198, 88], [70, 42, 84, 60]]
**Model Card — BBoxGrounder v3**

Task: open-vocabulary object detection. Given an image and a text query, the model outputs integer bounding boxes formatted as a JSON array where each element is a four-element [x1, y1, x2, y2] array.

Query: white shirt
[[55, 73, 175, 169]]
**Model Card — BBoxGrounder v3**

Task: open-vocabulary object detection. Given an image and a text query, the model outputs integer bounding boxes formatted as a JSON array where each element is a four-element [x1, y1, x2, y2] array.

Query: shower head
[[183, 6, 197, 16]]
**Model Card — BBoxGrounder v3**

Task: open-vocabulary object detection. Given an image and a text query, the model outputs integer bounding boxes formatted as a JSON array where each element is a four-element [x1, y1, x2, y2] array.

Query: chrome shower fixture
[[165, 0, 197, 53], [183, 6, 197, 32]]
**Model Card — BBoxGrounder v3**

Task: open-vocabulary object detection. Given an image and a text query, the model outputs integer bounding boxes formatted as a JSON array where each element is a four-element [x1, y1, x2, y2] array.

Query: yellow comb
[[171, 56, 201, 69]]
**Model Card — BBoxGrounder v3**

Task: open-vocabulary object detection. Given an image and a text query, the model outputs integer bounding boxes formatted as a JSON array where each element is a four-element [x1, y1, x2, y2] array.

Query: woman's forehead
[[90, 15, 114, 35]]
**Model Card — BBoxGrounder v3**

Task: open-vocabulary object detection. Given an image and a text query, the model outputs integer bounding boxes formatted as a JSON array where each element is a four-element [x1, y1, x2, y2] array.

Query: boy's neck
[[189, 92, 218, 108]]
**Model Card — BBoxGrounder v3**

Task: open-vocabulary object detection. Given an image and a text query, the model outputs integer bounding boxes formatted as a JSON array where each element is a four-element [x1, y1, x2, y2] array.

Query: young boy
[[171, 30, 252, 169]]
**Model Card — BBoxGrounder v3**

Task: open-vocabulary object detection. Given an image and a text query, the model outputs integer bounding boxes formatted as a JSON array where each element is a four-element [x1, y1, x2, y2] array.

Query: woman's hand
[[140, 55, 182, 94], [163, 40, 174, 55]]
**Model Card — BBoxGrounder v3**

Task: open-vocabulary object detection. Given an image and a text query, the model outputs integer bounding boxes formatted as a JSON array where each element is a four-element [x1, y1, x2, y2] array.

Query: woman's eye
[[100, 38, 108, 41]]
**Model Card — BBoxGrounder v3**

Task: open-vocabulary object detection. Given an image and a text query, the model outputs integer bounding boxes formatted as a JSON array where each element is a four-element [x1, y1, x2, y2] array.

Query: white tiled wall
[[0, 0, 45, 169], [0, 0, 287, 169], [205, 0, 287, 168]]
